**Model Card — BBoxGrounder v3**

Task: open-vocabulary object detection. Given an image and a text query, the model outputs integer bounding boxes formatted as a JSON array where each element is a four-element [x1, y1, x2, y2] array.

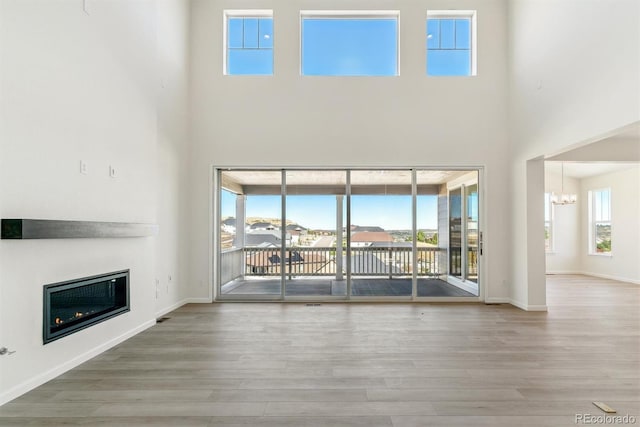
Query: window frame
[[588, 188, 612, 256], [426, 10, 477, 76], [299, 10, 401, 77], [223, 9, 274, 76]]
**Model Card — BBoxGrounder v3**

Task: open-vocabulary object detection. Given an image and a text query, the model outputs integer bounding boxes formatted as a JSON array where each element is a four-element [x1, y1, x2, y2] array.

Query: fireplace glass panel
[[44, 270, 129, 344]]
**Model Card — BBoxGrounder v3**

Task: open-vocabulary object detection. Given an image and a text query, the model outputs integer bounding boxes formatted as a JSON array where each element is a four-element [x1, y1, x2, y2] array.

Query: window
[[225, 11, 273, 75], [301, 11, 399, 76], [427, 11, 476, 76], [544, 193, 553, 252], [589, 188, 612, 254]]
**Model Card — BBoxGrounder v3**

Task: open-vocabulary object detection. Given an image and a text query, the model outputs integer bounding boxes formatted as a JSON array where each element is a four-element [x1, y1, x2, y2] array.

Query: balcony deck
[[221, 277, 475, 297]]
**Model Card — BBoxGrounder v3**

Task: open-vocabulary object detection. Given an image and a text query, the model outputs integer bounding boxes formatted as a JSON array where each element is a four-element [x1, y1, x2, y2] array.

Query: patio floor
[[221, 277, 476, 297]]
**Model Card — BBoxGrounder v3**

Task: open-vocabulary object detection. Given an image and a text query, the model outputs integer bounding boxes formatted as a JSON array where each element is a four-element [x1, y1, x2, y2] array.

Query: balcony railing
[[220, 247, 244, 284], [449, 247, 478, 277], [220, 246, 443, 279]]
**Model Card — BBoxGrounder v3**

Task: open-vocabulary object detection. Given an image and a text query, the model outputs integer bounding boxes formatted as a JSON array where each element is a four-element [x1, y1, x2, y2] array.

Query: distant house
[[221, 217, 236, 233], [351, 231, 394, 247], [352, 225, 385, 233], [286, 224, 308, 244], [370, 242, 411, 248], [286, 224, 307, 232], [243, 230, 291, 247], [250, 222, 277, 231]]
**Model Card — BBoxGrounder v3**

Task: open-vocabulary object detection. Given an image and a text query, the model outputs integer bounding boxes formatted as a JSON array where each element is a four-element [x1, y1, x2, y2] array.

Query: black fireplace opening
[[43, 270, 130, 344]]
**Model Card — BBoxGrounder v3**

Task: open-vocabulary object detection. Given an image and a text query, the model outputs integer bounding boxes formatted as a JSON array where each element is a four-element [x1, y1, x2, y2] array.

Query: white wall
[[508, 0, 640, 308], [544, 168, 580, 273], [155, 0, 192, 314], [0, 0, 190, 404], [189, 0, 512, 303], [579, 166, 640, 284]]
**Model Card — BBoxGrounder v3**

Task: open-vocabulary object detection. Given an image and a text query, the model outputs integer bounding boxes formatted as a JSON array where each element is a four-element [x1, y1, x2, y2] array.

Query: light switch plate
[[109, 165, 117, 178]]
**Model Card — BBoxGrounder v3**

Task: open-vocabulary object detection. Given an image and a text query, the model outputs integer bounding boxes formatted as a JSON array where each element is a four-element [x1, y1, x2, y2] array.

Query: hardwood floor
[[1, 275, 638, 426]]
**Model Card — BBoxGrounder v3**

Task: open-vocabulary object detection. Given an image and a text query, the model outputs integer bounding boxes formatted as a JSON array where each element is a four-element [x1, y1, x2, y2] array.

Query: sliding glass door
[[216, 168, 481, 301], [447, 174, 479, 295], [465, 184, 479, 284], [449, 187, 463, 280], [218, 170, 283, 299], [284, 170, 346, 297], [350, 170, 412, 297]]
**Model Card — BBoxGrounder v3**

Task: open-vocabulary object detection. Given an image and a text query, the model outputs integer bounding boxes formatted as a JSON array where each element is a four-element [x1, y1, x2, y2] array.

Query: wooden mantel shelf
[[1, 219, 158, 239]]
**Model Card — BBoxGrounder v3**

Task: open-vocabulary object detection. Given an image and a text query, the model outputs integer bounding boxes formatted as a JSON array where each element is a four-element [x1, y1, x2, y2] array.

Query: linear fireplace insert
[[43, 270, 129, 344]]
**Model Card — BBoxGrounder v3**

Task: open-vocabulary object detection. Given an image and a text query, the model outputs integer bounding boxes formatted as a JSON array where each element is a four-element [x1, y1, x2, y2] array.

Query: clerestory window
[[427, 11, 476, 76], [225, 11, 273, 75], [301, 11, 399, 76]]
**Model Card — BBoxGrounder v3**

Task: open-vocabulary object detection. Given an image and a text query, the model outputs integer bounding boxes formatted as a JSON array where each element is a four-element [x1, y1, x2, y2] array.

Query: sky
[[221, 192, 439, 230], [227, 16, 471, 76]]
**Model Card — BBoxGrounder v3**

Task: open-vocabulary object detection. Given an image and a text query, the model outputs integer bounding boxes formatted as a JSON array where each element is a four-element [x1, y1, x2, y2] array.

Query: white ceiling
[[546, 122, 639, 178], [546, 162, 638, 179], [222, 169, 471, 186]]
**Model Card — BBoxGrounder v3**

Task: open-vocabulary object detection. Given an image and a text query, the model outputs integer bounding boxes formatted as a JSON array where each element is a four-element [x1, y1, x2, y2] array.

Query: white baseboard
[[546, 271, 639, 285], [0, 319, 156, 407], [546, 271, 582, 275], [155, 298, 191, 318], [580, 272, 640, 285], [509, 298, 548, 312], [484, 297, 510, 304], [184, 297, 213, 303]]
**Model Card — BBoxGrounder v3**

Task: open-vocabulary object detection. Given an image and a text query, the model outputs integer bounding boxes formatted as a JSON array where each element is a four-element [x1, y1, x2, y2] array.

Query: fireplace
[[43, 270, 130, 344]]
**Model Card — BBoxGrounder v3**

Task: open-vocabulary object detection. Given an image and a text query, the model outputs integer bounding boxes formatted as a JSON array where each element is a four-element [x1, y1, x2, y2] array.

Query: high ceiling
[[545, 121, 639, 178], [547, 162, 638, 179], [221, 169, 472, 187]]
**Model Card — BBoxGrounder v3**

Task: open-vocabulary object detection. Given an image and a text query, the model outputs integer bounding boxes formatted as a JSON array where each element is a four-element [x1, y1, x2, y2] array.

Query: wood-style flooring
[[0, 274, 638, 426]]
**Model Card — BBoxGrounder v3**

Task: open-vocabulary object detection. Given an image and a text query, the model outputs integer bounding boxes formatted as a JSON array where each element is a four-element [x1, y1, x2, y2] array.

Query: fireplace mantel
[[1, 219, 158, 239]]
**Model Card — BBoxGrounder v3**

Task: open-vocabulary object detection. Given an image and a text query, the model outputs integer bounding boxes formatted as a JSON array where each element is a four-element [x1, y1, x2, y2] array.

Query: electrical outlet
[[80, 161, 88, 175]]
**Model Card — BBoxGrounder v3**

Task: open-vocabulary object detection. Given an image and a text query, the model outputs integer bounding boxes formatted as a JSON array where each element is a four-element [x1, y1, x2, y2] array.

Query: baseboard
[[509, 298, 548, 312], [155, 298, 192, 318], [546, 271, 582, 275], [0, 319, 156, 407], [184, 297, 213, 303], [580, 272, 640, 285], [484, 297, 510, 304]]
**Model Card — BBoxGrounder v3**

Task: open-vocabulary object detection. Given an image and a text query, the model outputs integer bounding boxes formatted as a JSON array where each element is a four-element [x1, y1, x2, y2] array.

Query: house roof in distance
[[222, 217, 236, 226], [286, 224, 307, 231], [250, 222, 276, 230], [352, 226, 385, 233], [351, 231, 393, 243]]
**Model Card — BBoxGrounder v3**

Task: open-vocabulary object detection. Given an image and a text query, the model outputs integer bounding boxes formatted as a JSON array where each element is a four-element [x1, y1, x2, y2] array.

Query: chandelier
[[551, 162, 577, 205]]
